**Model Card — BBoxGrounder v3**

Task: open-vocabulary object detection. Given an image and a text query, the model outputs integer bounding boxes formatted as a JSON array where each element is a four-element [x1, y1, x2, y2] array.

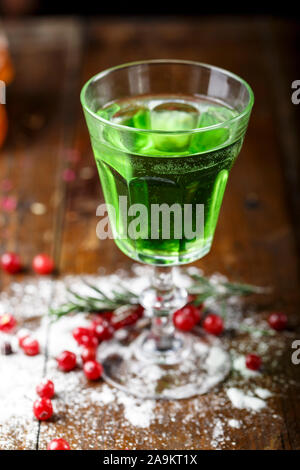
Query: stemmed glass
[[81, 60, 254, 399]]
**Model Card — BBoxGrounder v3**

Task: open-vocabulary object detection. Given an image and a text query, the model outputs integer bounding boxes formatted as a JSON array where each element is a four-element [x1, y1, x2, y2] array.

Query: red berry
[[245, 353, 262, 371], [33, 397, 53, 421], [1, 252, 22, 274], [83, 360, 103, 380], [19, 336, 30, 347], [72, 327, 95, 345], [17, 329, 30, 347], [32, 254, 54, 275], [80, 346, 97, 363], [0, 313, 17, 333], [173, 305, 199, 331], [56, 350, 76, 372], [102, 311, 114, 323], [93, 321, 114, 342], [189, 304, 203, 324], [90, 316, 109, 330], [36, 379, 55, 399], [22, 337, 40, 356], [111, 305, 144, 330], [62, 168, 76, 182], [203, 314, 224, 336], [90, 312, 114, 325], [268, 312, 287, 331], [47, 438, 70, 450], [72, 326, 90, 341], [80, 334, 99, 348]]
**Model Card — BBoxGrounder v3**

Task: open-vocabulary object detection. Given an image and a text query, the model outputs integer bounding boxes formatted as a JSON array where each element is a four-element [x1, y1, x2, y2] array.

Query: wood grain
[[0, 17, 299, 450]]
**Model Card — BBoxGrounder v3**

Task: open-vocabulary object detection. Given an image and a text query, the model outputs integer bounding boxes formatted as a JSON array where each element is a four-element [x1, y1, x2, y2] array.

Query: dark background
[[0, 1, 299, 18]]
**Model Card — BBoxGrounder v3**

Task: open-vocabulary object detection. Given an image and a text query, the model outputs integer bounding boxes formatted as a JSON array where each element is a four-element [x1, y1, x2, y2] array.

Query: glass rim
[[80, 59, 254, 135]]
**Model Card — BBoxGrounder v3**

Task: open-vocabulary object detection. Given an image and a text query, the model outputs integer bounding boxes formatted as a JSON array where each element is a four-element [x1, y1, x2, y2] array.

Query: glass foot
[[98, 329, 231, 400]]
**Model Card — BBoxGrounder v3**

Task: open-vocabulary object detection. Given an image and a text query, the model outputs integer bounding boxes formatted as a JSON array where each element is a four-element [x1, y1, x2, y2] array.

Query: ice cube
[[150, 101, 199, 152], [189, 106, 233, 152], [97, 103, 120, 121], [150, 101, 199, 131], [99, 105, 152, 153], [197, 106, 235, 128], [112, 106, 150, 129]]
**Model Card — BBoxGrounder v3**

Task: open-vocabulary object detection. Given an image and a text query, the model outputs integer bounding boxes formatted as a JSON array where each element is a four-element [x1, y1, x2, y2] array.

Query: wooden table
[[0, 17, 299, 450]]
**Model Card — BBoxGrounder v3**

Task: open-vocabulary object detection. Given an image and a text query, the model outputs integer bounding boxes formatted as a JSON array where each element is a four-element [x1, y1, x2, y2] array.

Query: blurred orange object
[[0, 32, 14, 148], [0, 45, 14, 84], [0, 104, 8, 148]]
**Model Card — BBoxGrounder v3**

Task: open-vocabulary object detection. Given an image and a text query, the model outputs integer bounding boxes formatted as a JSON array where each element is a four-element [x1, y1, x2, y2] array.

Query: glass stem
[[139, 266, 188, 364], [150, 267, 177, 351]]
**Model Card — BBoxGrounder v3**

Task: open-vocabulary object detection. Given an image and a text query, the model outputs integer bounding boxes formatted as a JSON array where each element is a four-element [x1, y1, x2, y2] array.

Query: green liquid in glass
[[91, 95, 242, 265]]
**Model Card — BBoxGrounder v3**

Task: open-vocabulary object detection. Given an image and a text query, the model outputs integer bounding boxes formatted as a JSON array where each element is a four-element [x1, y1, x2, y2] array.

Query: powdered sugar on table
[[0, 267, 295, 449]]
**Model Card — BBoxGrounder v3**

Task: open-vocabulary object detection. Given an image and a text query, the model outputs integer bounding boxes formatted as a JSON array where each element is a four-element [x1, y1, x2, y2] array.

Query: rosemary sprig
[[49, 279, 139, 320], [49, 273, 267, 321], [188, 273, 268, 306], [239, 324, 274, 336]]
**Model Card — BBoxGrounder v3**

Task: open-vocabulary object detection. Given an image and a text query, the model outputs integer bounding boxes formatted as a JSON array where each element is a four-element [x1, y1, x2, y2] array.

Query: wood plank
[[0, 17, 299, 450], [39, 17, 300, 449], [0, 19, 83, 449]]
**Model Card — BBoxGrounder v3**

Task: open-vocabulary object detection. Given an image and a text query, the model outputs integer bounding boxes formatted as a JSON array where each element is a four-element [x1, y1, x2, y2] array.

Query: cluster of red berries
[[173, 304, 288, 335], [0, 314, 41, 355], [0, 292, 289, 393], [29, 307, 145, 447], [33, 380, 55, 421], [0, 296, 290, 447], [172, 304, 288, 371], [0, 252, 54, 275], [0, 315, 41, 356], [33, 378, 70, 449], [173, 303, 225, 336], [55, 305, 144, 381], [56, 349, 103, 381]]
